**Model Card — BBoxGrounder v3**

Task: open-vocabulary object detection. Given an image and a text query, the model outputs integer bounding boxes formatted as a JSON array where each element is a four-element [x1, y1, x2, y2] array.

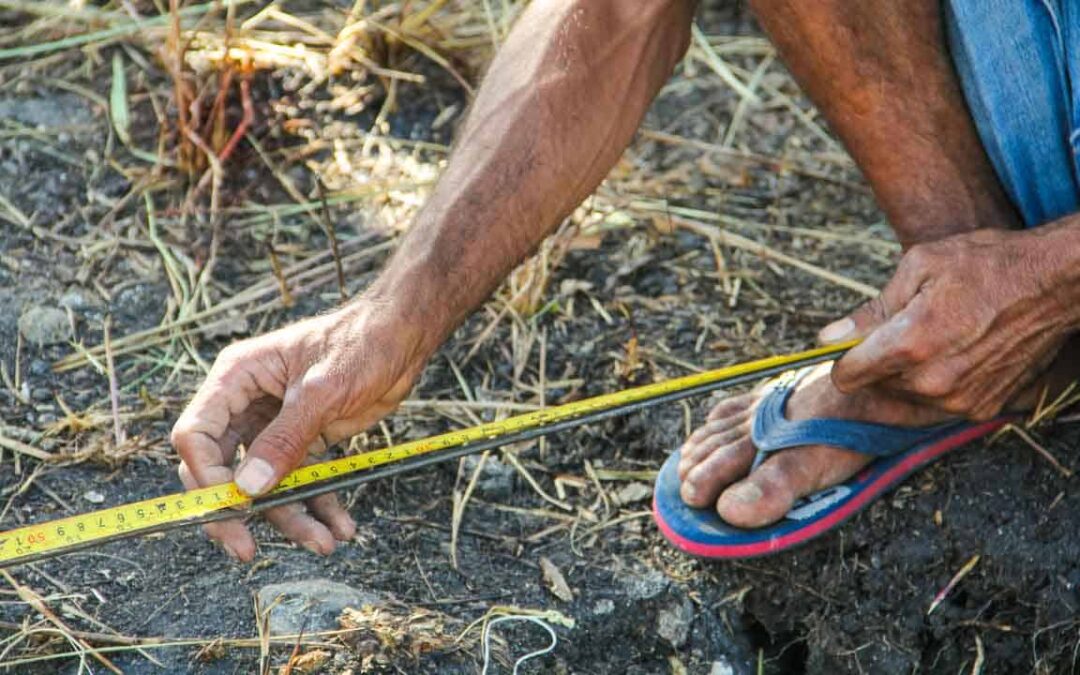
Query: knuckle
[[903, 244, 929, 269], [216, 342, 246, 366], [169, 419, 194, 451], [255, 427, 307, 466], [939, 395, 972, 416], [894, 333, 931, 363], [910, 369, 953, 399], [298, 364, 351, 408]]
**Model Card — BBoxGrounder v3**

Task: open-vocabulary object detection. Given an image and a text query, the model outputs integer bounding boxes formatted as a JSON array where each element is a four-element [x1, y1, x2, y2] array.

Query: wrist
[[353, 262, 457, 363], [1018, 217, 1080, 330]]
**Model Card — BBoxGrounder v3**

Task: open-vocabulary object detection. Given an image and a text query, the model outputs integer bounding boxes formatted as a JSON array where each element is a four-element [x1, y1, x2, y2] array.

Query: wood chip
[[539, 556, 573, 602]]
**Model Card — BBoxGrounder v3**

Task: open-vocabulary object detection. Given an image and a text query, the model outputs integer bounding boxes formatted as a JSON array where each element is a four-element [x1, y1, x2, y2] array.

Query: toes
[[680, 436, 756, 508], [678, 421, 748, 478], [306, 493, 357, 541], [716, 446, 870, 528], [264, 503, 337, 555], [706, 393, 755, 422]]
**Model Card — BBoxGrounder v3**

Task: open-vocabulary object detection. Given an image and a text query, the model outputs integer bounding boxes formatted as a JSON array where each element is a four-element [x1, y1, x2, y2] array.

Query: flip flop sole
[[652, 419, 1008, 559]]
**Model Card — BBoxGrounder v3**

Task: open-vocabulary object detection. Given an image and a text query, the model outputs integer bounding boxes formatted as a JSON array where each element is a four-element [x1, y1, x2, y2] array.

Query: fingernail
[[235, 457, 275, 496], [222, 542, 240, 561], [729, 483, 763, 504], [335, 516, 357, 540], [303, 540, 325, 555], [819, 317, 855, 344]]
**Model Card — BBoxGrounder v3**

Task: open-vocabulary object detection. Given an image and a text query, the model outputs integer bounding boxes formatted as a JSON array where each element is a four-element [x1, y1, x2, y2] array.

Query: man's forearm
[[366, 0, 694, 354]]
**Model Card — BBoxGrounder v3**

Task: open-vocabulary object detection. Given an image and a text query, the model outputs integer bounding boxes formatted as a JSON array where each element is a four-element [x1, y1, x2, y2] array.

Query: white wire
[[480, 614, 558, 675]]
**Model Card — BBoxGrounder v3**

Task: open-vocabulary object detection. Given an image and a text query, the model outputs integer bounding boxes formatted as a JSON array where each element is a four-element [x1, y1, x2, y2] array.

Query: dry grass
[[0, 1, 938, 671]]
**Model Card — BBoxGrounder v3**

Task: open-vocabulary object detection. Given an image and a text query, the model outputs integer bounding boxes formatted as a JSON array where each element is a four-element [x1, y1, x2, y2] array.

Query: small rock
[[709, 659, 736, 675], [83, 490, 105, 504], [461, 455, 515, 496], [257, 579, 380, 637], [621, 567, 669, 600], [593, 599, 614, 616], [18, 306, 71, 346], [59, 288, 95, 312], [656, 599, 694, 648], [285, 649, 332, 674], [202, 312, 250, 339], [613, 482, 652, 505], [0, 95, 93, 129]]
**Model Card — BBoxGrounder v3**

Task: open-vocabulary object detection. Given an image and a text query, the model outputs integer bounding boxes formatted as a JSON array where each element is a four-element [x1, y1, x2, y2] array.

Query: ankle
[[883, 180, 1022, 249]]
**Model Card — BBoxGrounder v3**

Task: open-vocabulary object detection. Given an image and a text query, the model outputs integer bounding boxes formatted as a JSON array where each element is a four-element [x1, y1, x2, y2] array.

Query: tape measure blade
[[0, 341, 855, 567]]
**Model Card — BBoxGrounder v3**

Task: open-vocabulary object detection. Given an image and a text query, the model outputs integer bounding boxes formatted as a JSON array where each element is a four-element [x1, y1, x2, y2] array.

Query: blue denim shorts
[[946, 0, 1080, 227]]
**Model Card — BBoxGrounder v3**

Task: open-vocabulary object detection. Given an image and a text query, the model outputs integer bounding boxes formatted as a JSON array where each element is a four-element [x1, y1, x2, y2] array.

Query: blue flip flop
[[652, 369, 1010, 558]]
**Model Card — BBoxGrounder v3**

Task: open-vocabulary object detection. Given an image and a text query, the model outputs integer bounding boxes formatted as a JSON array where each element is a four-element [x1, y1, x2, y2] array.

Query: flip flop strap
[[750, 368, 963, 468]]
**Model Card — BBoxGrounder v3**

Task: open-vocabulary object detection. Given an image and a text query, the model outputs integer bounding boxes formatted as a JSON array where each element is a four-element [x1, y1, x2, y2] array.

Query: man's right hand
[[169, 0, 695, 561], [170, 298, 428, 561]]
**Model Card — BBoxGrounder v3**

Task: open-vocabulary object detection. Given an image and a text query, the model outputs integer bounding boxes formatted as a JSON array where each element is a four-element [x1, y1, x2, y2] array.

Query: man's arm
[[371, 0, 695, 353], [171, 0, 695, 560]]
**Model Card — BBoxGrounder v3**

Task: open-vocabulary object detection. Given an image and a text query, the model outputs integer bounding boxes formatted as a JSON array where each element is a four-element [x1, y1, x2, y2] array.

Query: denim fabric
[[945, 0, 1080, 227]]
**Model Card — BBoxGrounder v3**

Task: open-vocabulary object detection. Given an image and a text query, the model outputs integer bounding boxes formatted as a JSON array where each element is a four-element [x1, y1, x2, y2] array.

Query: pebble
[[621, 567, 669, 600], [593, 598, 615, 615], [59, 288, 95, 311], [256, 579, 380, 637], [461, 455, 515, 496], [656, 598, 694, 648], [709, 659, 736, 675], [84, 491, 105, 504], [18, 306, 71, 346], [613, 482, 652, 505]]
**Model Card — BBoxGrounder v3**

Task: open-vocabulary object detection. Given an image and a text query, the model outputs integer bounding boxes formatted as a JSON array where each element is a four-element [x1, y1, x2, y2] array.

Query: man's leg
[[677, 0, 1076, 526], [751, 0, 1021, 244]]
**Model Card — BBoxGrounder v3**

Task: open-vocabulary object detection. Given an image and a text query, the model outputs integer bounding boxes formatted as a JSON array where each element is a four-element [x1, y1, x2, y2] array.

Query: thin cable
[[481, 615, 558, 675]]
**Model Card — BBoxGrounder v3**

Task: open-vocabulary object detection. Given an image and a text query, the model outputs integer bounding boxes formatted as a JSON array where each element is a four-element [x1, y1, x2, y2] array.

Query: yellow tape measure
[[0, 341, 857, 567]]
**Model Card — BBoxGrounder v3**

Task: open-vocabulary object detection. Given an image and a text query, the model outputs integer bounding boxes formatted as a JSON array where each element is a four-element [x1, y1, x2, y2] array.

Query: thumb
[[234, 389, 323, 497], [817, 295, 891, 345]]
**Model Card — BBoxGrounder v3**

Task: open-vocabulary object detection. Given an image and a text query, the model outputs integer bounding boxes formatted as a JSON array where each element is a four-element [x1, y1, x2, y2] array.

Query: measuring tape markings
[[0, 341, 857, 566]]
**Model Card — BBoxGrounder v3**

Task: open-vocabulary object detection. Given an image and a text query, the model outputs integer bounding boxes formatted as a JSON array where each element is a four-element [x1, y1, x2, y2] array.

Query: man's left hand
[[818, 227, 1079, 420]]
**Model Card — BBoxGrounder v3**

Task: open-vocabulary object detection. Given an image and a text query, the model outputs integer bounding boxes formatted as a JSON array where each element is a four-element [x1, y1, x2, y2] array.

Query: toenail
[[303, 540, 325, 555], [729, 483, 763, 504]]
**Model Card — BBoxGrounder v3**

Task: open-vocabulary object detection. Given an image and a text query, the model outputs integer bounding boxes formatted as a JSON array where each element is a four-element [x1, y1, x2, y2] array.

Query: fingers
[[831, 311, 921, 392], [818, 296, 889, 345], [179, 463, 257, 561], [306, 493, 357, 541], [234, 387, 326, 497], [263, 503, 337, 555]]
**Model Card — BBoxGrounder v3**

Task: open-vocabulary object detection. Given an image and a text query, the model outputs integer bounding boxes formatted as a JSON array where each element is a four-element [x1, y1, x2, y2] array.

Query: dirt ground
[[1, 2, 1079, 674]]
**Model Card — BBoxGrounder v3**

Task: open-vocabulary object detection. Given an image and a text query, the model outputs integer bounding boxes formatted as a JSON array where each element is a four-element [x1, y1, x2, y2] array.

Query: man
[[172, 0, 1080, 561]]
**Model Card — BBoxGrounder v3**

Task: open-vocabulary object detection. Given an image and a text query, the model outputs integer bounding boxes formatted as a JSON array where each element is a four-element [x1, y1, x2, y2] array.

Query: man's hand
[[170, 0, 694, 561], [818, 226, 1080, 420], [170, 300, 427, 560]]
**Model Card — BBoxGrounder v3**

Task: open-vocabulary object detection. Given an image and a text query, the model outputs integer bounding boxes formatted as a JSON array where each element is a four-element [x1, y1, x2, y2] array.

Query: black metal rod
[[5, 350, 842, 568]]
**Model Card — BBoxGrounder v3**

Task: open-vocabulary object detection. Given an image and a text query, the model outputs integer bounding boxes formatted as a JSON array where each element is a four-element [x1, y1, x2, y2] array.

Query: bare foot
[[676, 351, 1077, 529]]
